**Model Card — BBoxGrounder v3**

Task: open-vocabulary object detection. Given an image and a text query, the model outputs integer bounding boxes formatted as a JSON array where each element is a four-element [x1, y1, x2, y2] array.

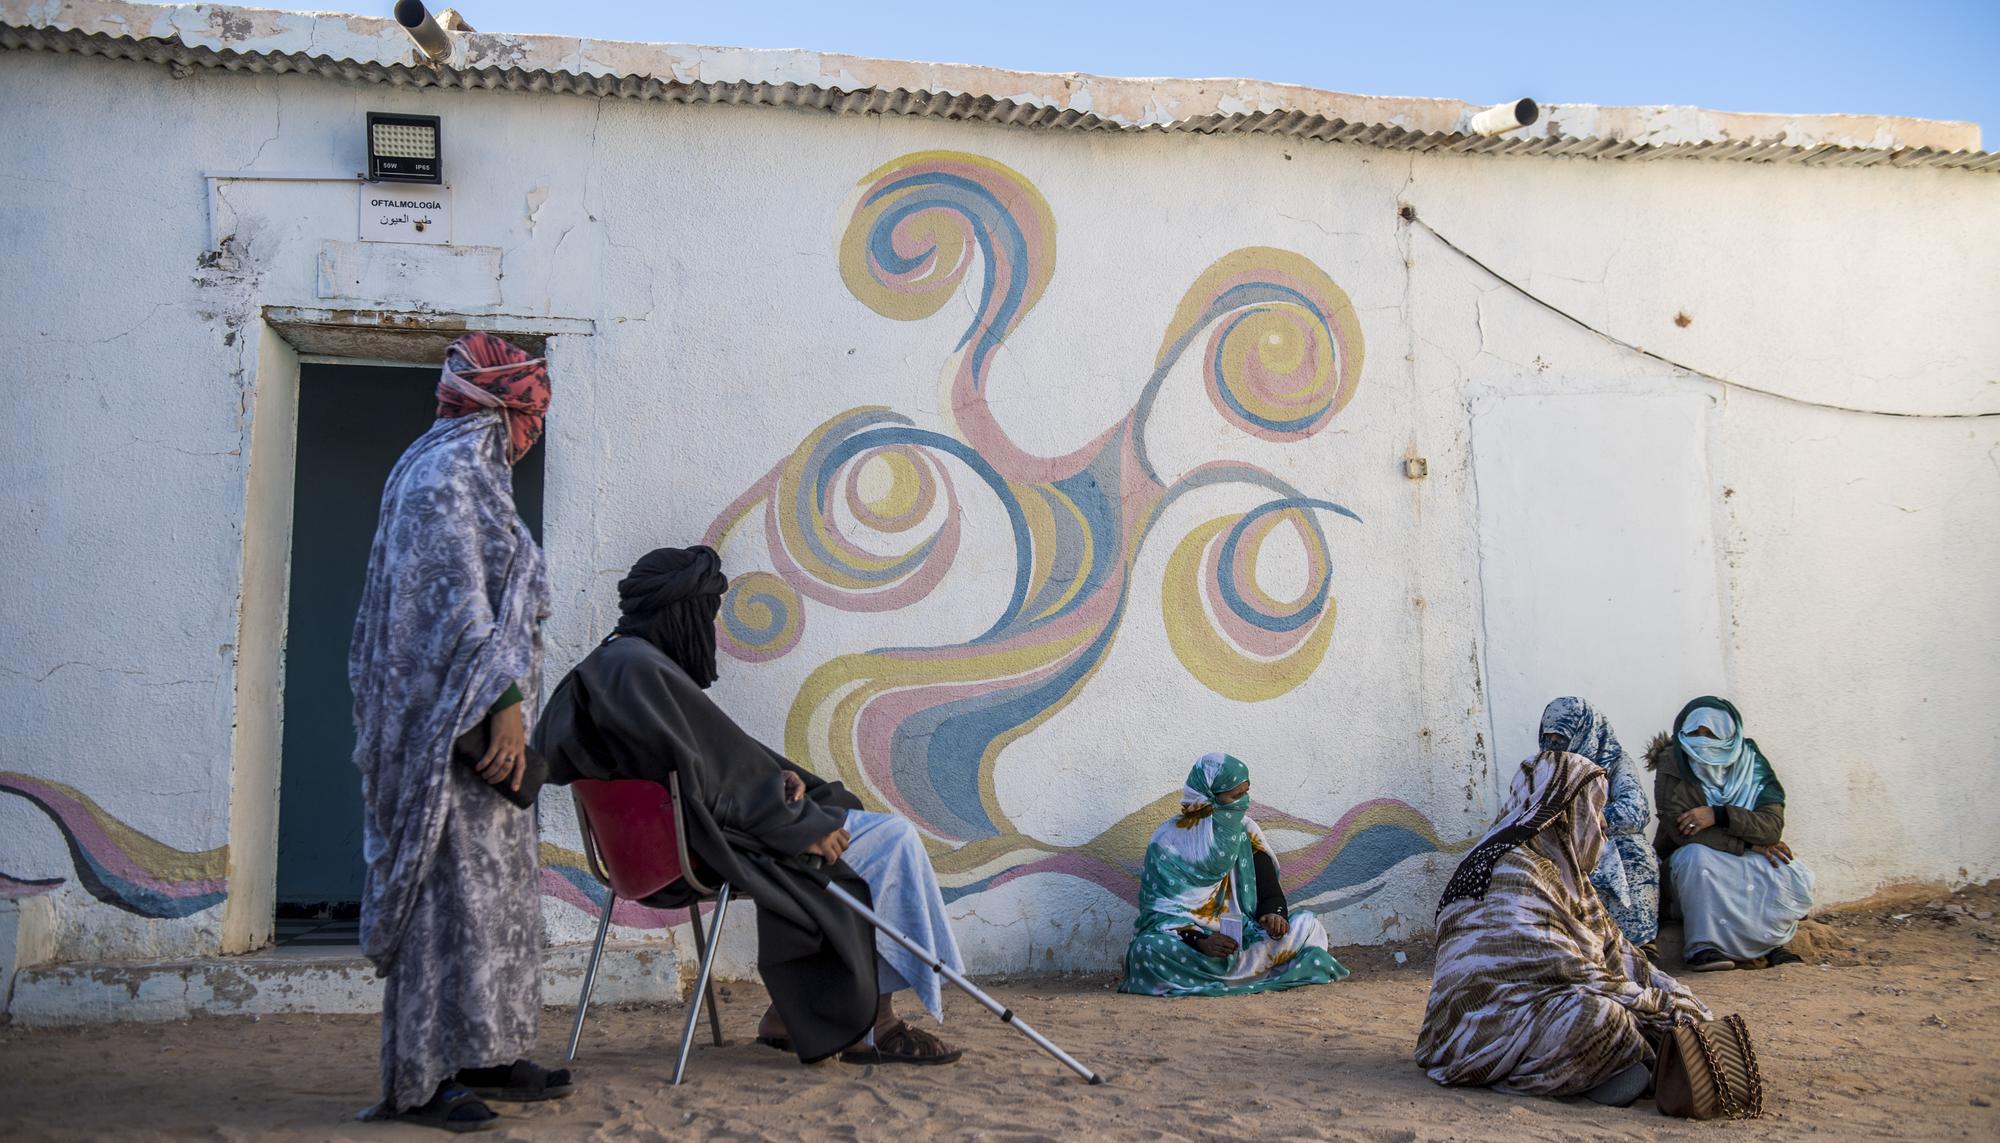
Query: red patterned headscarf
[[436, 332, 551, 464]]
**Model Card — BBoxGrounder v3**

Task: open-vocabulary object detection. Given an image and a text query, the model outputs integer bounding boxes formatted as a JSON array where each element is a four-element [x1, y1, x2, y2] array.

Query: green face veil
[[1120, 752, 1350, 997], [1141, 752, 1259, 915], [1190, 752, 1252, 849]]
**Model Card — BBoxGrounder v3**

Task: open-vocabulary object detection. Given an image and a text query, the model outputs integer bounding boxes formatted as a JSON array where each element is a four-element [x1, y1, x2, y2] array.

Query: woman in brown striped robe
[[1415, 750, 1710, 1102]]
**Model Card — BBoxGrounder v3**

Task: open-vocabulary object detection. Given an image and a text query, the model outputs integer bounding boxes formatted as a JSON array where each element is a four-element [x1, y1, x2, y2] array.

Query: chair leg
[[672, 882, 732, 1085], [566, 891, 617, 1062], [686, 899, 726, 1048]]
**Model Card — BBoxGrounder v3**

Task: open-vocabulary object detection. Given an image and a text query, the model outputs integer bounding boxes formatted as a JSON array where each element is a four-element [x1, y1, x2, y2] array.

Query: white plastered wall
[[0, 49, 1994, 979], [1410, 151, 2000, 900]]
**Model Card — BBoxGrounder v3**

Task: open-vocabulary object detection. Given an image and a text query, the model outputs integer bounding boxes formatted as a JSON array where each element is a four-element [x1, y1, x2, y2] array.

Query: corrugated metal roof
[[6, 20, 1998, 174]]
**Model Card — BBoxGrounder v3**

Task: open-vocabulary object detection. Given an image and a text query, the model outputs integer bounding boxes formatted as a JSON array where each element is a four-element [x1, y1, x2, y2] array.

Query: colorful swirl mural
[[926, 795, 1455, 906], [1155, 246, 1365, 441], [0, 873, 62, 899], [687, 150, 1440, 921], [1162, 498, 1342, 702], [838, 152, 1063, 483], [539, 797, 1456, 931], [538, 841, 690, 929], [0, 772, 227, 918]]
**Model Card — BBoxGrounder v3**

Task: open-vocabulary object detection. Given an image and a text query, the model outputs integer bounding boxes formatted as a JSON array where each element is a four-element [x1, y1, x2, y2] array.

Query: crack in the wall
[[3, 303, 168, 348], [579, 97, 604, 262], [585, 103, 667, 328], [539, 223, 577, 314], [0, 662, 217, 689], [128, 436, 241, 458], [243, 79, 281, 170], [1413, 333, 1468, 385], [954, 906, 1032, 931], [0, 662, 142, 684], [599, 226, 661, 324], [1273, 208, 1366, 240]]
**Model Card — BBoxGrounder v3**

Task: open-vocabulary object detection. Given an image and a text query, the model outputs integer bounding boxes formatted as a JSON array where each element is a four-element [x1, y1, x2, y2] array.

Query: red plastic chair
[[565, 774, 734, 1084]]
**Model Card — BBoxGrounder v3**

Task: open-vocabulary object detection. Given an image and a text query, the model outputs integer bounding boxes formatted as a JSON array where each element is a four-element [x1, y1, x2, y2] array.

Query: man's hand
[[804, 827, 851, 865], [781, 771, 807, 805], [477, 703, 528, 792], [1192, 933, 1239, 959], [1676, 806, 1718, 837], [1751, 840, 1794, 866], [1259, 913, 1290, 939]]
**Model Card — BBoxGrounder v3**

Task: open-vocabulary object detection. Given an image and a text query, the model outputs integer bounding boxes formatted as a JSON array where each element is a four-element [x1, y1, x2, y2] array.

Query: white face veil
[[1678, 704, 1763, 809]]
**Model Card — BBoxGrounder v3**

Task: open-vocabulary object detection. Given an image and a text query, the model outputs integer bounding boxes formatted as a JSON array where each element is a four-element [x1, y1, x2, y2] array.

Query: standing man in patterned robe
[[350, 333, 573, 1131]]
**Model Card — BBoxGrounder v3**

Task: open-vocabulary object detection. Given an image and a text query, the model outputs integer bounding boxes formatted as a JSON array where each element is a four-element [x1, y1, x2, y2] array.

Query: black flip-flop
[[458, 1059, 574, 1103], [1683, 948, 1737, 973], [755, 1035, 793, 1053], [392, 1084, 500, 1133], [840, 1021, 964, 1067]]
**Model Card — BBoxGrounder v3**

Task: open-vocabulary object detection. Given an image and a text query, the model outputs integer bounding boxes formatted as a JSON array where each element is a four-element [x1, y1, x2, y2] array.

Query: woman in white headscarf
[[1416, 749, 1709, 1104], [1648, 695, 1816, 971]]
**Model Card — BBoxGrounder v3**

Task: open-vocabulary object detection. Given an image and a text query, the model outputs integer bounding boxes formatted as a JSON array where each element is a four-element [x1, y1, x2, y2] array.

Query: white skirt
[[1672, 843, 1816, 960]]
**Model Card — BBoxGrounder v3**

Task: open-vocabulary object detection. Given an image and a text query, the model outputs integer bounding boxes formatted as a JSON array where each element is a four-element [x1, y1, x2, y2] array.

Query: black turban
[[615, 545, 729, 688]]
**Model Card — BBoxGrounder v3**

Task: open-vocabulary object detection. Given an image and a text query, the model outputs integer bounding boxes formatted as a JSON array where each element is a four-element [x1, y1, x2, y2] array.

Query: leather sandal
[[840, 1020, 964, 1066]]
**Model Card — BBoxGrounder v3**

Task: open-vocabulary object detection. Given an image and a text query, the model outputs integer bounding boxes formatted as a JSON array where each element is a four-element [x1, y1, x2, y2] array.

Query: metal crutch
[[817, 876, 1106, 1085]]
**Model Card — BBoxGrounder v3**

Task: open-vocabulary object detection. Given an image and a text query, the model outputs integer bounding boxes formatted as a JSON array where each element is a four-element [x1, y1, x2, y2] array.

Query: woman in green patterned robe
[[1119, 753, 1349, 997]]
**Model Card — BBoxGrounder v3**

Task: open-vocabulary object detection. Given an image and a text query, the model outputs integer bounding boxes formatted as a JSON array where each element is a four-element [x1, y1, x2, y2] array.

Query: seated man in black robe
[[535, 546, 965, 1065]]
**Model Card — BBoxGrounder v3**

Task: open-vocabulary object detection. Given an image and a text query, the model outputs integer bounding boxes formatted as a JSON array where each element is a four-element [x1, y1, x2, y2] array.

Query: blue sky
[[302, 1, 1998, 139]]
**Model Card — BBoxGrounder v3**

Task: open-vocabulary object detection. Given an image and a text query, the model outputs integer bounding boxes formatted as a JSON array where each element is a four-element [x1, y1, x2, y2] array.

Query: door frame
[[221, 306, 591, 953]]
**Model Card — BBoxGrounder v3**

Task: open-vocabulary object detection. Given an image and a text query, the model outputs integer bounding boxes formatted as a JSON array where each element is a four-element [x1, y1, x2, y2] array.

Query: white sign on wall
[[358, 184, 453, 245]]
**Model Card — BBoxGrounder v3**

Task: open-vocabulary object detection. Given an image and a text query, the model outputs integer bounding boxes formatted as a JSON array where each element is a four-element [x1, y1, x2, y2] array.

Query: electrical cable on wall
[[1407, 213, 2000, 420]]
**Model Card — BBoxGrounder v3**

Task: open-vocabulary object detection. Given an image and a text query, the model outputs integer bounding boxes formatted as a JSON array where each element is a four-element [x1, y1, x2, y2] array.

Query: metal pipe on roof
[[394, 1, 452, 63], [1468, 98, 1539, 136]]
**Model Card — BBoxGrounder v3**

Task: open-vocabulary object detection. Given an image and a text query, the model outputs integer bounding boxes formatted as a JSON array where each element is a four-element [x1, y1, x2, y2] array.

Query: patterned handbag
[[1654, 1013, 1766, 1119]]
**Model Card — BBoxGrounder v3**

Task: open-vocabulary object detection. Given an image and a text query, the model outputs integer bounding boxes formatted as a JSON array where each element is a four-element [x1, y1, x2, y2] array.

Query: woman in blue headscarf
[[1538, 697, 1660, 954], [1648, 696, 1815, 971], [1119, 753, 1348, 997]]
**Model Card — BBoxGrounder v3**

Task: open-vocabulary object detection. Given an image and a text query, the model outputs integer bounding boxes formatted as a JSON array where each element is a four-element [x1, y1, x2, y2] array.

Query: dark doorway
[[275, 362, 544, 931]]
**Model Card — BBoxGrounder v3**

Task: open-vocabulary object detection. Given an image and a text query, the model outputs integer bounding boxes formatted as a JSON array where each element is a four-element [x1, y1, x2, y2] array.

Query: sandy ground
[[3, 883, 1997, 1142]]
